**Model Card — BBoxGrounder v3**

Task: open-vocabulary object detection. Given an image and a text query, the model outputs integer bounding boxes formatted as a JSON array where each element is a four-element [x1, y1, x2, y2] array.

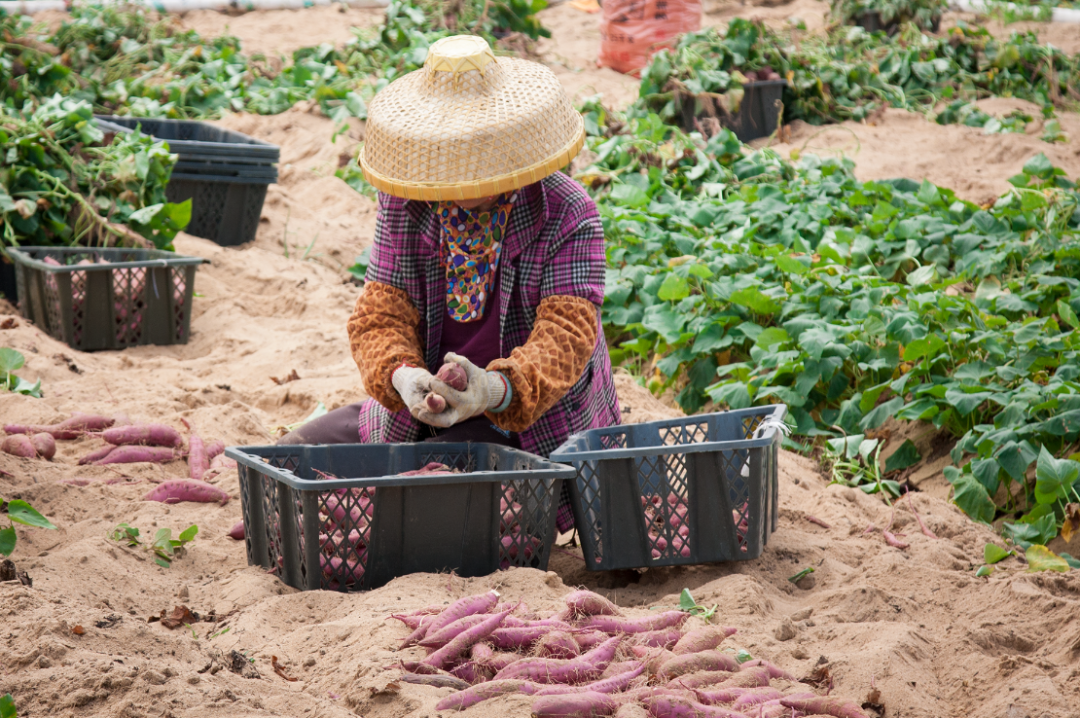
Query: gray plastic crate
[[550, 406, 786, 572], [225, 443, 577, 592], [93, 116, 276, 246], [8, 247, 206, 352]]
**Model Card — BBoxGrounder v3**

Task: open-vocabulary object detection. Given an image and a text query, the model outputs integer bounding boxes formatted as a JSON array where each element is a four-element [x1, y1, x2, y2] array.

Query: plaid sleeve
[[539, 194, 605, 306], [365, 193, 410, 290]]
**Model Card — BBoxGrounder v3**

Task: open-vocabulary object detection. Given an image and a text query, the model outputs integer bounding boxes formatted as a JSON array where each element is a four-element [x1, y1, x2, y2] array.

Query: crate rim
[[224, 442, 578, 490], [93, 114, 280, 152], [7, 246, 208, 272], [549, 405, 788, 463]]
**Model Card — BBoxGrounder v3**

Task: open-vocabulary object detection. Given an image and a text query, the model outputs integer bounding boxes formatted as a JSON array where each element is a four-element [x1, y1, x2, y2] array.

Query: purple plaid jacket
[[356, 172, 621, 462]]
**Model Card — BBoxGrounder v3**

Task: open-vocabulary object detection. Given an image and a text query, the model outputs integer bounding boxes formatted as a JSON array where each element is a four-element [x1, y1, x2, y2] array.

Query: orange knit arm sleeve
[[347, 281, 426, 413], [485, 295, 598, 433]]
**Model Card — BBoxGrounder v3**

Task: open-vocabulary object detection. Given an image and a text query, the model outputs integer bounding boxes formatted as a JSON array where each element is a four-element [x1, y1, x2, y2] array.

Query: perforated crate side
[[556, 407, 785, 572], [166, 179, 268, 247]]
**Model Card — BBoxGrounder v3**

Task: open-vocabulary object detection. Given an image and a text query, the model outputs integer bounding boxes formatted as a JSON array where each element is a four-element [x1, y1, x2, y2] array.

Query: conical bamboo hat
[[359, 35, 585, 201]]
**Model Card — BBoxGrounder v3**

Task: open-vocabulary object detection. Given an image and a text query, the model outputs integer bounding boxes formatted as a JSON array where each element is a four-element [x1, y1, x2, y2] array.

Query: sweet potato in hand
[[435, 362, 468, 391]]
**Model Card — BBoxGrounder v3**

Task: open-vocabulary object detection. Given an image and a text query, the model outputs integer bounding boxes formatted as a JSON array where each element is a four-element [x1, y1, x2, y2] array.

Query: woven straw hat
[[359, 35, 585, 201]]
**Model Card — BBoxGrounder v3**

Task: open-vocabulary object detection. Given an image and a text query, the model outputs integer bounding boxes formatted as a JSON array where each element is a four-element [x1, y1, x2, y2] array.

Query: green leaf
[[903, 335, 946, 363], [0, 693, 15, 718], [0, 526, 15, 557], [6, 500, 56, 529], [609, 183, 649, 208], [984, 543, 1011, 564], [1060, 553, 1080, 569], [1022, 153, 1053, 179], [1034, 446, 1078, 505], [178, 525, 199, 544], [775, 254, 809, 275], [0, 348, 25, 374], [754, 327, 789, 351], [975, 565, 993, 578], [657, 274, 690, 301], [1057, 300, 1080, 329], [709, 381, 752, 410], [679, 588, 697, 611], [729, 287, 780, 315], [884, 440, 921, 473], [1025, 544, 1070, 573], [735, 649, 753, 664], [948, 471, 997, 524], [906, 264, 937, 287], [154, 556, 171, 568]]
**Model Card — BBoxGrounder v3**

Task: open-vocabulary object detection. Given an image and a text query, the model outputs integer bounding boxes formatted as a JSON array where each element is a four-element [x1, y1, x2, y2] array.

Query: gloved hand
[[391, 364, 435, 418], [416, 352, 511, 428]]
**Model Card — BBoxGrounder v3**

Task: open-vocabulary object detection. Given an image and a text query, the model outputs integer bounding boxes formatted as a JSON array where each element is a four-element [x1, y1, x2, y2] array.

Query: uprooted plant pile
[[636, 18, 1078, 142], [390, 588, 870, 718]]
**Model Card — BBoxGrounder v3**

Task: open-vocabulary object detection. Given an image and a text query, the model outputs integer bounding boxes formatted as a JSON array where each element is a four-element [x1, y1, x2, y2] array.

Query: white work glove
[[391, 364, 434, 418], [417, 352, 511, 429]]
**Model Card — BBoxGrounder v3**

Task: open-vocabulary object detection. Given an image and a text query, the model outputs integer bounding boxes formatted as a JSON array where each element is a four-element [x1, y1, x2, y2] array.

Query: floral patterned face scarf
[[436, 193, 515, 323]]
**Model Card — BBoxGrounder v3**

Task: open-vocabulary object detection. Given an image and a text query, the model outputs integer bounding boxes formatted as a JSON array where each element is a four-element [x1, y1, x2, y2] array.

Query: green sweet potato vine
[[579, 104, 1080, 544], [635, 19, 1079, 140]]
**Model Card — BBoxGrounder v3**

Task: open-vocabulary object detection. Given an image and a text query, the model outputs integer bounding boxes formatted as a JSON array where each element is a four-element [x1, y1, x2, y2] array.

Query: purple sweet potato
[[209, 454, 236, 471], [657, 651, 742, 681], [532, 692, 618, 717], [143, 479, 230, 505], [436, 362, 468, 391], [581, 611, 688, 635], [30, 433, 56, 460], [731, 687, 782, 710], [571, 629, 610, 650], [419, 614, 492, 650], [449, 661, 492, 684], [398, 672, 471, 690], [738, 659, 794, 680], [563, 589, 623, 618], [2, 434, 36, 458], [481, 651, 520, 672], [101, 423, 183, 448], [94, 445, 177, 465], [424, 590, 500, 637], [187, 433, 207, 481], [494, 636, 620, 684], [490, 624, 561, 651], [425, 393, 447, 413], [321, 555, 365, 582], [205, 440, 225, 461], [534, 664, 646, 696], [400, 615, 437, 649], [228, 521, 245, 540], [779, 696, 870, 718], [671, 626, 730, 655], [470, 642, 494, 662], [631, 628, 682, 649], [5, 413, 115, 440], [422, 607, 514, 669], [640, 694, 752, 718], [671, 671, 740, 691], [692, 686, 749, 705], [78, 444, 117, 465], [716, 666, 771, 689], [435, 679, 540, 711], [535, 630, 581, 659], [503, 616, 572, 629]]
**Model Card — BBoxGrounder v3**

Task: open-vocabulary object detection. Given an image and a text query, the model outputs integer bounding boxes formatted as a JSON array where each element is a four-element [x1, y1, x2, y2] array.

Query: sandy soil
[[4, 5, 1080, 718]]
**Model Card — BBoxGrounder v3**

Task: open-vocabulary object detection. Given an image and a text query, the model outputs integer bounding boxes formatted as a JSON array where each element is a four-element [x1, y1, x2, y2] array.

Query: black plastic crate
[[94, 116, 276, 246], [549, 406, 786, 572], [164, 178, 269, 247], [94, 115, 279, 163], [225, 443, 577, 592], [679, 80, 787, 143], [8, 247, 206, 352], [853, 11, 941, 35], [0, 255, 15, 303]]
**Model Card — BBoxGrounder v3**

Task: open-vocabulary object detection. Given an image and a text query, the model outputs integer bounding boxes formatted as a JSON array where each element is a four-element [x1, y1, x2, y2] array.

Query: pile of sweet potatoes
[[390, 589, 869, 718], [2, 412, 235, 506]]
